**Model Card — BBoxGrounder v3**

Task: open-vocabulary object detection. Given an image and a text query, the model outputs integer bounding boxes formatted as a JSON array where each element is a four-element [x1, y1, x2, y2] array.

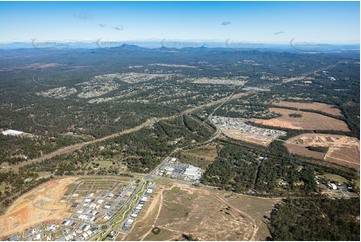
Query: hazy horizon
[[0, 1, 359, 44]]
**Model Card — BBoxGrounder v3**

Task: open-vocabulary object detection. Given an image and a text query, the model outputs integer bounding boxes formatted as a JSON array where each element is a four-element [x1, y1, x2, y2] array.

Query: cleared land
[[0, 177, 77, 238], [191, 77, 247, 86], [222, 129, 276, 146], [252, 108, 350, 131], [273, 101, 343, 116], [122, 184, 278, 241], [285, 133, 360, 170]]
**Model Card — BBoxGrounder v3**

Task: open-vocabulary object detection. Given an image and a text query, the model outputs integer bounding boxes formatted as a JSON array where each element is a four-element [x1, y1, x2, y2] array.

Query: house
[[140, 197, 148, 202]]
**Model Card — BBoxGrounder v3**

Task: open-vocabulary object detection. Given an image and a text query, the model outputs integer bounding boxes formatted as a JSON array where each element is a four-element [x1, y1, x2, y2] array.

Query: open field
[[178, 144, 219, 169], [326, 145, 360, 170], [122, 184, 278, 241], [222, 129, 275, 146], [252, 108, 350, 131], [190, 77, 247, 86], [224, 193, 281, 240], [273, 101, 343, 116], [320, 173, 349, 184], [0, 177, 77, 238], [285, 133, 360, 170]]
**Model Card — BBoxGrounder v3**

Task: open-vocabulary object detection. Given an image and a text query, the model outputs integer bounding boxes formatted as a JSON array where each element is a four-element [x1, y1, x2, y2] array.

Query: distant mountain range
[[0, 41, 359, 55]]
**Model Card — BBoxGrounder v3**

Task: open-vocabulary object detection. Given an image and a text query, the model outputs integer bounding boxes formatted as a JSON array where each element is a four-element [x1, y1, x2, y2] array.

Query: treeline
[[0, 134, 80, 165], [21, 115, 213, 174], [201, 144, 260, 192], [0, 170, 52, 214], [269, 197, 360, 241], [201, 139, 356, 195]]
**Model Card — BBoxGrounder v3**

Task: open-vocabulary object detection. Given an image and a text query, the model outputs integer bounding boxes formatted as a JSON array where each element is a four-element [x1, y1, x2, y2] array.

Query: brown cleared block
[[222, 129, 274, 146], [274, 101, 343, 116], [326, 146, 360, 170], [284, 133, 360, 170], [284, 143, 325, 160], [252, 108, 350, 131], [0, 177, 77, 238], [125, 184, 278, 241]]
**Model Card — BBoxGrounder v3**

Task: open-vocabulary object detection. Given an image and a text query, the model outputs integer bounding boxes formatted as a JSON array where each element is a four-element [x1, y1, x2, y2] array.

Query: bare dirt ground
[[123, 184, 278, 241], [273, 101, 343, 116], [285, 143, 326, 160], [326, 145, 360, 170], [285, 133, 360, 170], [224, 193, 281, 240], [0, 177, 77, 238], [252, 108, 350, 131], [222, 129, 274, 146]]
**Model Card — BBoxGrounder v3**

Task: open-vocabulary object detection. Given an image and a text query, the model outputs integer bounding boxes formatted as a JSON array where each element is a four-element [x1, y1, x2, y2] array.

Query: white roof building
[[1, 129, 24, 136], [140, 197, 148, 202], [184, 166, 200, 176], [184, 166, 202, 178], [328, 183, 338, 190]]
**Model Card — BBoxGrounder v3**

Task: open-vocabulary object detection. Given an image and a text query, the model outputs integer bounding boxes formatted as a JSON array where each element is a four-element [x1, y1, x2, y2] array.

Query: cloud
[[73, 13, 92, 21], [113, 25, 124, 31], [99, 24, 106, 28], [274, 31, 285, 35], [221, 21, 232, 26]]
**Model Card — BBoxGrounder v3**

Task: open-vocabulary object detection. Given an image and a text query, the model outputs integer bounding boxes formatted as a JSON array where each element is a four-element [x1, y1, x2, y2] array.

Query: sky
[[0, 1, 359, 44]]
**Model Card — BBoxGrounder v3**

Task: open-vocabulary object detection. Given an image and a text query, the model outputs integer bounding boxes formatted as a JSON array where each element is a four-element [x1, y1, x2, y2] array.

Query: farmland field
[[252, 108, 350, 131], [273, 101, 343, 116]]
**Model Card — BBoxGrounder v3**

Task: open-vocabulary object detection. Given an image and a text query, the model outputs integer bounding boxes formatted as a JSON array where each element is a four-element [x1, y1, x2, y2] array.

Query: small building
[[184, 166, 202, 181], [1, 129, 24, 136], [140, 197, 148, 202], [328, 183, 337, 190], [125, 219, 134, 225]]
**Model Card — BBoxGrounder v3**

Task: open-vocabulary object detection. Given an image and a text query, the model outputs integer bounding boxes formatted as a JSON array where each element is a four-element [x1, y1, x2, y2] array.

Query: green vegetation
[[182, 234, 199, 241], [0, 46, 359, 241], [21, 115, 213, 174], [288, 113, 302, 118], [269, 198, 360, 241], [0, 170, 52, 214], [306, 146, 329, 153], [152, 227, 161, 235], [201, 139, 356, 195], [213, 95, 280, 119], [201, 144, 260, 192]]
